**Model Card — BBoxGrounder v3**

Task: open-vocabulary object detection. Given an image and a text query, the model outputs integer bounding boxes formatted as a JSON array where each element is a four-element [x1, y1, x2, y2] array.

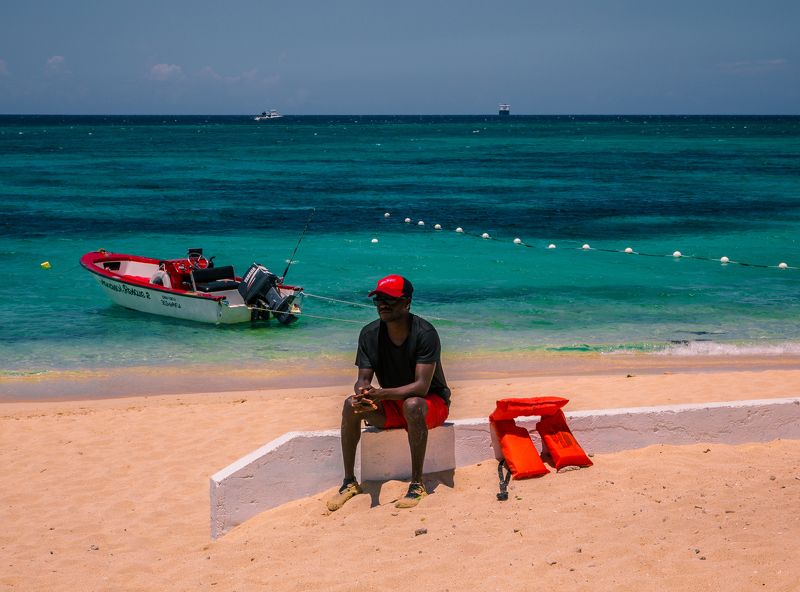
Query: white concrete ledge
[[210, 397, 800, 538]]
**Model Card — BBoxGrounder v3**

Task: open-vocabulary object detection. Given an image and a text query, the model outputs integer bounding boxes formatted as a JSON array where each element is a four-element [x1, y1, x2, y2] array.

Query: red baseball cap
[[368, 275, 414, 299]]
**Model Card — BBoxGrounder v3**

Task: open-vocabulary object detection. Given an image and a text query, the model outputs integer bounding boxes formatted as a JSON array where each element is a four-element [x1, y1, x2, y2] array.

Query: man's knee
[[342, 395, 358, 418], [402, 397, 428, 423]]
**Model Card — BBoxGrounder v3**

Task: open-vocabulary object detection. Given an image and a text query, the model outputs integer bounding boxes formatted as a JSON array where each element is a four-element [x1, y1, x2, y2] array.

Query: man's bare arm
[[360, 363, 436, 402]]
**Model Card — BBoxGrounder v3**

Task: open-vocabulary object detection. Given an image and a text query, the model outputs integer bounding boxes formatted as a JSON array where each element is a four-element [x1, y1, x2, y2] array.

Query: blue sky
[[0, 0, 797, 114]]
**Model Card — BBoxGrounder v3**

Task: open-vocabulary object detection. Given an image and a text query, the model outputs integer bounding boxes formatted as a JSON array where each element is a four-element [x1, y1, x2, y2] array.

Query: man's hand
[[358, 385, 378, 397], [351, 388, 378, 414]]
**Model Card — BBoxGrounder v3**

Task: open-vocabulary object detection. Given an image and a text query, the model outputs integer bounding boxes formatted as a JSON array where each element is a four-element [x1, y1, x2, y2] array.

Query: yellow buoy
[[40, 261, 51, 269]]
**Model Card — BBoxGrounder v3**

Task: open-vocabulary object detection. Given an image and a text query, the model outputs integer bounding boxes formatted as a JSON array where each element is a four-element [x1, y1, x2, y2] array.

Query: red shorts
[[381, 394, 449, 430]]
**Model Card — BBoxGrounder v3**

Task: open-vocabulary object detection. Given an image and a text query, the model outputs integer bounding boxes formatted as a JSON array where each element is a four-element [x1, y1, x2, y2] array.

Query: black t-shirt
[[355, 313, 451, 406]]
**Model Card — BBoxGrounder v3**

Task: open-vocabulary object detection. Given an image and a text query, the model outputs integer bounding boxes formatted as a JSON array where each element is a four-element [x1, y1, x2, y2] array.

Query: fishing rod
[[281, 208, 316, 281]]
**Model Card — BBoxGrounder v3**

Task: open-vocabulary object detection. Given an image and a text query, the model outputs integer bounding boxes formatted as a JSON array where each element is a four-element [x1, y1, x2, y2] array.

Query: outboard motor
[[238, 263, 297, 324]]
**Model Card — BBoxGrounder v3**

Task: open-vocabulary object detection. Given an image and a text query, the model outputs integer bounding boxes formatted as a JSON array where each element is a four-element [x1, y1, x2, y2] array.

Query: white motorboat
[[80, 249, 303, 325]]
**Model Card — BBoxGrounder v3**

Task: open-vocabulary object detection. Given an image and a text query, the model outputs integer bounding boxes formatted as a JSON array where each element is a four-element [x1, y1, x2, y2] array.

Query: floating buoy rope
[[380, 212, 797, 270], [252, 213, 799, 326]]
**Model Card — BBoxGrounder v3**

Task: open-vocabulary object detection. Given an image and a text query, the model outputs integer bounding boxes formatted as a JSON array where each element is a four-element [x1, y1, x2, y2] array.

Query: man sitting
[[327, 275, 451, 511]]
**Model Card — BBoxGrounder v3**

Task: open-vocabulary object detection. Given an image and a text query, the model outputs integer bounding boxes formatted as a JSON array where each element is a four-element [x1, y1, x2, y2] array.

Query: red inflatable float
[[489, 396, 592, 500]]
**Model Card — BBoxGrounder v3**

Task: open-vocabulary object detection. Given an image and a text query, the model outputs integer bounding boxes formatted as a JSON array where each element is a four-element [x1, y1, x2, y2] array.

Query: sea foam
[[655, 341, 800, 357]]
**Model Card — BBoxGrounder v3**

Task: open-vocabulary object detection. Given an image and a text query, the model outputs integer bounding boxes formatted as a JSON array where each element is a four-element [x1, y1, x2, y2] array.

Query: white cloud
[[241, 68, 259, 82], [718, 59, 787, 74], [0, 59, 8, 76], [47, 55, 64, 68], [45, 55, 70, 76], [199, 66, 226, 82], [147, 63, 184, 81]]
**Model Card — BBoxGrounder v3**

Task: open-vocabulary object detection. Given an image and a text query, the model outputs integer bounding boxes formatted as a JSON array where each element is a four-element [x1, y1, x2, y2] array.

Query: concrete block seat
[[359, 422, 456, 481]]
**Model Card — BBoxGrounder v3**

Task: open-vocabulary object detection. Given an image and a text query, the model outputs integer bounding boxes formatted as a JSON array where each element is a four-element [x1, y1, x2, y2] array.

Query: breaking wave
[[653, 340, 800, 356]]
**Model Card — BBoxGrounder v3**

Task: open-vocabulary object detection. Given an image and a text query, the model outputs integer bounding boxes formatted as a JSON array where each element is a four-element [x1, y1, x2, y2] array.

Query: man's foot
[[395, 482, 427, 509], [326, 478, 363, 512]]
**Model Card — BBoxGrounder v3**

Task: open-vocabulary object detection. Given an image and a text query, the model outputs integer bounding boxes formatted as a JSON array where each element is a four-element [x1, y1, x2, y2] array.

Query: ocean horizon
[[2, 114, 800, 382], [3, 112, 797, 116]]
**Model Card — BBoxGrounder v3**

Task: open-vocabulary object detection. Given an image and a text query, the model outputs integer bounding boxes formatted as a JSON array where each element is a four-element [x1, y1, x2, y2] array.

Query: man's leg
[[395, 395, 448, 509], [328, 396, 385, 512], [340, 395, 386, 479], [402, 397, 429, 483], [394, 397, 430, 509]]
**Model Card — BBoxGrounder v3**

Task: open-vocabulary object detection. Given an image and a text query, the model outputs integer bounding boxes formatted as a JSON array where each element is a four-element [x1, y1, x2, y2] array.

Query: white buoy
[[624, 247, 633, 254], [582, 244, 591, 250], [455, 227, 464, 233], [384, 212, 391, 218], [547, 244, 556, 249], [404, 217, 411, 223], [673, 251, 682, 258], [481, 232, 490, 239], [720, 256, 730, 264], [371, 238, 379, 244], [417, 220, 425, 226], [434, 224, 442, 230], [779, 262, 788, 269], [513, 238, 522, 245]]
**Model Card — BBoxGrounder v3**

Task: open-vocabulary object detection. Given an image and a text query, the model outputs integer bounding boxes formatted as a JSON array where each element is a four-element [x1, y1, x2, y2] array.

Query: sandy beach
[[1, 356, 799, 591]]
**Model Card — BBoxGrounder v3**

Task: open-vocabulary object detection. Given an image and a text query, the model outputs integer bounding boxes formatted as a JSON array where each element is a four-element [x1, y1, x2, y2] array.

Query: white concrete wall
[[210, 430, 349, 539], [210, 397, 800, 538]]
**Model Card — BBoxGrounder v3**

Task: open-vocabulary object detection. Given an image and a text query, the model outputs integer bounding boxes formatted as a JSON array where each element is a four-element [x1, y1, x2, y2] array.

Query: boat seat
[[195, 280, 241, 293], [191, 265, 240, 292]]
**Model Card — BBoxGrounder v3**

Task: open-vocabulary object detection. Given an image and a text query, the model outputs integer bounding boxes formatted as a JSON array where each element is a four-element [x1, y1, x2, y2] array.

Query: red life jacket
[[490, 397, 592, 484], [537, 409, 593, 471]]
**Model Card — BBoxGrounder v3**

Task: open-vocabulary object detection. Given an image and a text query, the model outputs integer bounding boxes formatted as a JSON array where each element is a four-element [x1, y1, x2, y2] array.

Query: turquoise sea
[[2, 115, 800, 383]]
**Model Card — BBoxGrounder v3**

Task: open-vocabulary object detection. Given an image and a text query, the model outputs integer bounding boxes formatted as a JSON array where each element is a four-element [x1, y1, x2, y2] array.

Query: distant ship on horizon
[[498, 103, 510, 116], [254, 109, 283, 121]]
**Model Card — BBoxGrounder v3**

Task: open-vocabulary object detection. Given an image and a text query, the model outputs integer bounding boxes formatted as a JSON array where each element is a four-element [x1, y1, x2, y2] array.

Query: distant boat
[[499, 103, 510, 116], [254, 109, 283, 121]]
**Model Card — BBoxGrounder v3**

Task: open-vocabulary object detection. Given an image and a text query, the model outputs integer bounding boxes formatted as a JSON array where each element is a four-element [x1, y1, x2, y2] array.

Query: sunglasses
[[372, 296, 404, 305]]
